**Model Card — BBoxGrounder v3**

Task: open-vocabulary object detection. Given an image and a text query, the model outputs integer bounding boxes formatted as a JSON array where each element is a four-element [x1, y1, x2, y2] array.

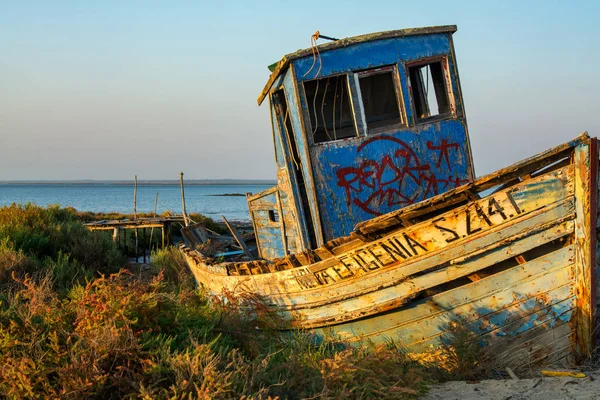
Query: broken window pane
[[408, 61, 451, 121], [304, 75, 356, 144], [268, 210, 279, 223], [357, 67, 402, 133]]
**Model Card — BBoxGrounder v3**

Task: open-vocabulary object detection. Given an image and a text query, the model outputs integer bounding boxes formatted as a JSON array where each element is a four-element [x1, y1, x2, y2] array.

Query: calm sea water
[[0, 184, 274, 221]]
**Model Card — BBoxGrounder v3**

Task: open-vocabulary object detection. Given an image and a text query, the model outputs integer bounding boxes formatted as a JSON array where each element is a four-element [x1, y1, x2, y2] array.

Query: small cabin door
[[247, 187, 287, 259]]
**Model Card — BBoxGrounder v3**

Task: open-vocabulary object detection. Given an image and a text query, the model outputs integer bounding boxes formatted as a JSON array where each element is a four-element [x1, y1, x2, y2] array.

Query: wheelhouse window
[[408, 60, 452, 122], [304, 75, 356, 144], [357, 66, 403, 133], [268, 210, 279, 223]]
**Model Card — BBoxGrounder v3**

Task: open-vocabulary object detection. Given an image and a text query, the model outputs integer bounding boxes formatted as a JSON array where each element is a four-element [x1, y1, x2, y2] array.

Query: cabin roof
[[257, 25, 457, 106]]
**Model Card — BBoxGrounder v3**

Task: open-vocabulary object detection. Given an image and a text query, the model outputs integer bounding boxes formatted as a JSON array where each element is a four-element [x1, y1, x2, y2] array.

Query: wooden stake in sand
[[133, 175, 138, 219]]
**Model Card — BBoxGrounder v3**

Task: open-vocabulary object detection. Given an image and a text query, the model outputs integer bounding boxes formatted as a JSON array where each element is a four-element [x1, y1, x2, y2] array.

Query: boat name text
[[293, 189, 522, 289]]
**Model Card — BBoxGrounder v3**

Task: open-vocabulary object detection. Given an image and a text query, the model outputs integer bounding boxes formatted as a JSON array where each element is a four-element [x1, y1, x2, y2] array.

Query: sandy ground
[[424, 371, 600, 399]]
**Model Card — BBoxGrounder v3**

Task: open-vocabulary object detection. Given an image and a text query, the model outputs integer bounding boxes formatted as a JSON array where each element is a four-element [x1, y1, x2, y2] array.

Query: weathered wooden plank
[[287, 64, 325, 247], [290, 242, 574, 328], [330, 238, 365, 255], [276, 137, 311, 252], [84, 216, 186, 231], [389, 280, 574, 351], [404, 308, 574, 369], [448, 214, 572, 266], [207, 234, 235, 241], [222, 216, 254, 259], [320, 246, 574, 340], [181, 224, 209, 245], [246, 186, 278, 202], [492, 322, 572, 372], [400, 311, 573, 370], [477, 298, 574, 349], [249, 204, 280, 211], [313, 246, 334, 260], [573, 139, 598, 360], [274, 190, 288, 256], [531, 342, 572, 370], [311, 119, 474, 240], [385, 286, 573, 356], [492, 320, 571, 361], [87, 223, 166, 230], [273, 198, 574, 310]]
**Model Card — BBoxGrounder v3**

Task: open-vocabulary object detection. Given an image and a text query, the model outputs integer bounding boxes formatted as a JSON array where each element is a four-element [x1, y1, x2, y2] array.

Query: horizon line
[[0, 178, 277, 185]]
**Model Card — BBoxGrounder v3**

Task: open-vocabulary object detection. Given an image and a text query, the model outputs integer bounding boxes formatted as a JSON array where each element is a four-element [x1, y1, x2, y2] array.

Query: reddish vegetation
[[0, 204, 481, 399]]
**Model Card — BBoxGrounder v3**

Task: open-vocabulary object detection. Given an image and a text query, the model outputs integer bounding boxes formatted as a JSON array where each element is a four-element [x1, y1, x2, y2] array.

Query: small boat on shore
[[181, 25, 598, 371]]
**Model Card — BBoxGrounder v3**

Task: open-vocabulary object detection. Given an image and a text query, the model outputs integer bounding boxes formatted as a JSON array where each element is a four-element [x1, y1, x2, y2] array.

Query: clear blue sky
[[1, 0, 598, 180]]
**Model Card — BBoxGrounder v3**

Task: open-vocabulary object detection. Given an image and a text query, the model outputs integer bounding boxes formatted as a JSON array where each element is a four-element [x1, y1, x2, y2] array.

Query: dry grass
[[0, 204, 491, 399]]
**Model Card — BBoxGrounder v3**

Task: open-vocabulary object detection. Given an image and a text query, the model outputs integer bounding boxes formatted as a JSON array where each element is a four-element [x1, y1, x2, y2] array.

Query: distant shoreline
[[207, 193, 246, 197], [0, 180, 276, 186]]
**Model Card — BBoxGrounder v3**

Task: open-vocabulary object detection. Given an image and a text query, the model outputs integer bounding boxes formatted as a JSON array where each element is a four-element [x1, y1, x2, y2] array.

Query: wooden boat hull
[[181, 134, 598, 370]]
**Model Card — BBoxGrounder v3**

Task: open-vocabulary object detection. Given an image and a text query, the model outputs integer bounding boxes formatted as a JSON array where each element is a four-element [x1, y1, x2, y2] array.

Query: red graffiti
[[336, 136, 462, 216], [427, 139, 459, 169]]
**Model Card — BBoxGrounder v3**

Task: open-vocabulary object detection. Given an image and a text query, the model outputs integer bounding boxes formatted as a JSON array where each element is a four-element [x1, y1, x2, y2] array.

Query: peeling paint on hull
[[181, 134, 598, 370]]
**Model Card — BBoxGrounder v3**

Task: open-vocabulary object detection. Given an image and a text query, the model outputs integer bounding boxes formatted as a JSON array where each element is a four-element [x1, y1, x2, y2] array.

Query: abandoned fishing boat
[[181, 25, 598, 370]]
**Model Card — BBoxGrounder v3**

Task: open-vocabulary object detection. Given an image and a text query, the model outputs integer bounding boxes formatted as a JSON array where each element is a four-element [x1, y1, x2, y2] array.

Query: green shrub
[[0, 204, 489, 399], [0, 237, 34, 281], [150, 246, 195, 290], [0, 204, 126, 291]]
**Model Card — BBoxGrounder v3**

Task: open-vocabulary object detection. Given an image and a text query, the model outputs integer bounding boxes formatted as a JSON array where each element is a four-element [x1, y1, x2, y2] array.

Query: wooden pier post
[[133, 175, 138, 219], [83, 216, 185, 253], [166, 222, 172, 245], [180, 172, 189, 227], [134, 175, 138, 262], [149, 192, 158, 253], [143, 228, 147, 263]]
